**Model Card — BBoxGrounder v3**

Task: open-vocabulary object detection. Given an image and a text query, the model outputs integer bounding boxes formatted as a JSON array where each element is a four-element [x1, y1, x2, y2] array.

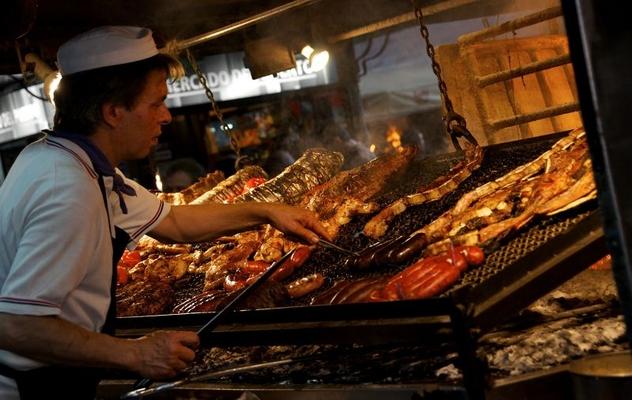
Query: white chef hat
[[57, 26, 159, 76]]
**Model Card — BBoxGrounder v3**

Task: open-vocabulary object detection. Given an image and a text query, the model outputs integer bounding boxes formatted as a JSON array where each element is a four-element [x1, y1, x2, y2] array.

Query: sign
[[0, 84, 53, 144], [166, 52, 336, 108]]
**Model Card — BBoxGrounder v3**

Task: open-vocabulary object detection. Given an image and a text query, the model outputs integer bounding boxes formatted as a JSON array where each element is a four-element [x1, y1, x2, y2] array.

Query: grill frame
[[116, 132, 607, 346]]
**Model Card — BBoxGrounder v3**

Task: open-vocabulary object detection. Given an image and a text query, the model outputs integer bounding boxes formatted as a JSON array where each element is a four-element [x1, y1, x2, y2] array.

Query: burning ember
[[385, 124, 404, 153]]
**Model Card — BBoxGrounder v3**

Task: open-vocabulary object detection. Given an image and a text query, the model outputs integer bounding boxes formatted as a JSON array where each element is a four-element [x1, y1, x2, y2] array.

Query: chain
[[185, 49, 248, 169], [411, 1, 478, 149]]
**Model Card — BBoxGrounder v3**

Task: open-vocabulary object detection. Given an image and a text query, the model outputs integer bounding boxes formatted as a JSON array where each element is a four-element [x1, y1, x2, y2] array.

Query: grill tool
[[317, 238, 359, 257], [131, 249, 296, 391], [121, 358, 296, 399]]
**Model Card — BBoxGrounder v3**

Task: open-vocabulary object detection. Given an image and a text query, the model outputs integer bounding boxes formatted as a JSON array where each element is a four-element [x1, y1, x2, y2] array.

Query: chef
[[0, 26, 329, 399]]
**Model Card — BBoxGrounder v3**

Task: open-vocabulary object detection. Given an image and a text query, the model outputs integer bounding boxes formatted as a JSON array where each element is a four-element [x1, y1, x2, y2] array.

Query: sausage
[[224, 273, 248, 292], [402, 264, 446, 295], [458, 246, 485, 266], [345, 236, 404, 270], [286, 273, 325, 298], [242, 260, 271, 274], [310, 280, 352, 305], [433, 250, 467, 273], [331, 277, 383, 304], [271, 246, 312, 282], [367, 288, 388, 302], [371, 236, 407, 267], [407, 262, 460, 299], [343, 279, 387, 303], [388, 233, 427, 265]]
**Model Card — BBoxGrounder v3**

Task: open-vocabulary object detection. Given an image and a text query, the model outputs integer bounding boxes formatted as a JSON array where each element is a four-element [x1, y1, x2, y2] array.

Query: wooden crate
[[436, 35, 582, 144]]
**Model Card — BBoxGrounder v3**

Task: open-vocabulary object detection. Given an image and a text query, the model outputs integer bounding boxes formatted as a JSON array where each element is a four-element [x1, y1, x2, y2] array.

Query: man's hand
[[131, 330, 200, 379], [264, 203, 331, 244]]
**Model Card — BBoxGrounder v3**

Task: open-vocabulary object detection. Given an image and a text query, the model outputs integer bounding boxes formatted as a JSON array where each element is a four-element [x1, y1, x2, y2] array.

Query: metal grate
[[445, 210, 593, 294], [128, 133, 591, 314]]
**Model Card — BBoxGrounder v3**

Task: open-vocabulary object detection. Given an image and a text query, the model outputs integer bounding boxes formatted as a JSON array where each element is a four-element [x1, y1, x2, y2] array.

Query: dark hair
[[53, 53, 183, 135]]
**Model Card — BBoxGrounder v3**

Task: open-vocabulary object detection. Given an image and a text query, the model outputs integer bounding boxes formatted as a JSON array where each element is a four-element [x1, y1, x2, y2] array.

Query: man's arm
[[150, 202, 330, 244], [0, 313, 198, 379]]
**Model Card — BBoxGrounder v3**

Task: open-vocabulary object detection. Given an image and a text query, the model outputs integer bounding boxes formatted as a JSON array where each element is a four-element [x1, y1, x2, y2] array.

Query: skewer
[[318, 238, 360, 257]]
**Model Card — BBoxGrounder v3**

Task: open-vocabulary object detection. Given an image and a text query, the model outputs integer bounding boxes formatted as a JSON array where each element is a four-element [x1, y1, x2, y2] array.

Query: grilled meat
[[364, 144, 483, 239], [116, 280, 174, 316], [190, 166, 267, 204], [156, 171, 225, 205], [235, 148, 344, 204]]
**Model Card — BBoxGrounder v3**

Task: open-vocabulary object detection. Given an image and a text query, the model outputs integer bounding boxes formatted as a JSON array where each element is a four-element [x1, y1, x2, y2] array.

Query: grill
[[117, 132, 604, 333], [112, 132, 608, 400]]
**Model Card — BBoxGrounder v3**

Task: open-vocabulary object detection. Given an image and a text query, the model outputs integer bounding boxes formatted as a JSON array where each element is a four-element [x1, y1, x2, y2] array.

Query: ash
[[482, 315, 626, 376], [479, 268, 627, 377], [189, 343, 458, 385]]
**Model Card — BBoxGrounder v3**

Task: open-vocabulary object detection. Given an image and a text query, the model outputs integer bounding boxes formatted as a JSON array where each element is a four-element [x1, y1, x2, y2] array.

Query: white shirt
[[0, 136, 170, 398]]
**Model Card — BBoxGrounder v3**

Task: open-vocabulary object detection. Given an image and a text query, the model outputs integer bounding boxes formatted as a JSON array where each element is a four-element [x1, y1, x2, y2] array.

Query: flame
[[385, 124, 404, 153], [369, 144, 376, 153]]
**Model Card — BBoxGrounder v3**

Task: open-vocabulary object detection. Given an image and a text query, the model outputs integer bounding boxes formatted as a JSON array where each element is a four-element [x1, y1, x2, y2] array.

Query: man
[[0, 26, 329, 399], [161, 158, 205, 192]]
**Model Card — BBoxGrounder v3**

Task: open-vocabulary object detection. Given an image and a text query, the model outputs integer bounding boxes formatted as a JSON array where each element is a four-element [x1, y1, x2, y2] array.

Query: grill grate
[[444, 210, 593, 294], [134, 133, 598, 313]]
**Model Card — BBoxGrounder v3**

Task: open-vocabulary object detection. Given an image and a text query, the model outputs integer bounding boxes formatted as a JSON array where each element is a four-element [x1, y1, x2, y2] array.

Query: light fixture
[[244, 37, 296, 79], [300, 44, 330, 72], [23, 53, 61, 104]]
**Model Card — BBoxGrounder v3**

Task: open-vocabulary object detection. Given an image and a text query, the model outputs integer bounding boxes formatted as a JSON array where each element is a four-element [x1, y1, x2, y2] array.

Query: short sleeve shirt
[[0, 136, 170, 385]]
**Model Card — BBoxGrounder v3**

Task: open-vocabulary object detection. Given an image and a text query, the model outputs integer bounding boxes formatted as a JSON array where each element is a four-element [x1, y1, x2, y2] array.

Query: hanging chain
[[411, 0, 478, 149], [185, 49, 248, 169]]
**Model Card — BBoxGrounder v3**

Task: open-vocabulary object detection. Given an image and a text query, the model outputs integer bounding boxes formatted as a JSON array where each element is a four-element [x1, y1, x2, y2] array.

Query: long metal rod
[[330, 0, 476, 43], [170, 0, 322, 51], [458, 6, 563, 45], [489, 102, 580, 130], [132, 250, 295, 391], [477, 54, 572, 87]]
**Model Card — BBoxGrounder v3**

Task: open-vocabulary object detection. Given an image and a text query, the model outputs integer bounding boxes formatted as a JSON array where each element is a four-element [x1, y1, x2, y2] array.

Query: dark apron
[[0, 177, 129, 399]]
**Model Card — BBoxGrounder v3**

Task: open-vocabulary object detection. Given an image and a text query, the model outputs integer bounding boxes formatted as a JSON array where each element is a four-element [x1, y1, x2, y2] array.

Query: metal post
[[561, 0, 632, 345], [451, 304, 486, 400], [164, 0, 323, 52]]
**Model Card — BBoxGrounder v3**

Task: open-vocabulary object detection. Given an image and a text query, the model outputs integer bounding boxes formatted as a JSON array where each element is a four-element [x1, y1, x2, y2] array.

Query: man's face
[[117, 69, 171, 160]]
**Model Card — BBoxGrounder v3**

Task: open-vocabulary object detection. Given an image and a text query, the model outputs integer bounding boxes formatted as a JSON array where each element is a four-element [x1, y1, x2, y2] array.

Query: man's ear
[[101, 102, 124, 129]]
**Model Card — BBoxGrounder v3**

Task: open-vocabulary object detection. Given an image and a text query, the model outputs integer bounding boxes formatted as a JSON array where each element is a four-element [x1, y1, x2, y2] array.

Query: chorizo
[[242, 260, 271, 274], [330, 277, 383, 304], [286, 273, 325, 298], [310, 280, 352, 305], [345, 236, 404, 270], [406, 262, 460, 299], [458, 246, 485, 266], [271, 246, 312, 282], [388, 232, 427, 265], [343, 279, 387, 303], [224, 273, 248, 292]]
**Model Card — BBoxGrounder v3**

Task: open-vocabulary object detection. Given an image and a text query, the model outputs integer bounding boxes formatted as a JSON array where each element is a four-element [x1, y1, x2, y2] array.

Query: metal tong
[[130, 249, 297, 392], [121, 358, 296, 399], [317, 238, 359, 257]]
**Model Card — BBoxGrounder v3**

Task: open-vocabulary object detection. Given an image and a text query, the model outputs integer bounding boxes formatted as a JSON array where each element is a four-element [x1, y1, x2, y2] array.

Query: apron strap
[[96, 176, 130, 335]]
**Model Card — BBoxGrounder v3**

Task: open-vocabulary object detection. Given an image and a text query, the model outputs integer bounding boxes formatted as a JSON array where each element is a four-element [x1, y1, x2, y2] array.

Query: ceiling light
[[23, 53, 61, 104], [300, 45, 329, 72]]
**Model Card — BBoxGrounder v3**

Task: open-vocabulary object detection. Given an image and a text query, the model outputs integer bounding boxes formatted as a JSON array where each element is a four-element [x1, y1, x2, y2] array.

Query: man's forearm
[[0, 313, 135, 369], [152, 202, 269, 243]]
